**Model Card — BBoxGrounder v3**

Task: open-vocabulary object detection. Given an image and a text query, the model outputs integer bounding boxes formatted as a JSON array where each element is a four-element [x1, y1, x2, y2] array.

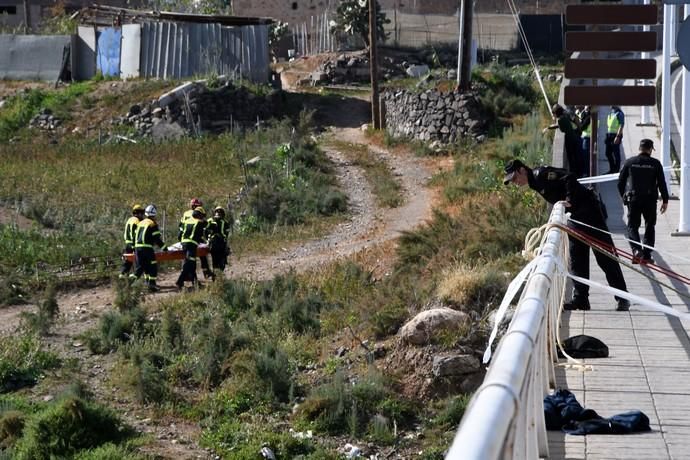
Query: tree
[[330, 0, 390, 47], [146, 0, 232, 15]]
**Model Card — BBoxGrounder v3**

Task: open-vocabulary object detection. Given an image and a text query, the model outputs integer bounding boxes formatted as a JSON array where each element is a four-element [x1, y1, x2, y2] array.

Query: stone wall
[[382, 88, 486, 145], [113, 81, 285, 140]]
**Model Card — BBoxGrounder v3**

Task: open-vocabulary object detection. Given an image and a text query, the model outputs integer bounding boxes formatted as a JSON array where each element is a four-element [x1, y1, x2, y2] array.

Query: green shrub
[[14, 396, 130, 460], [85, 308, 146, 354], [73, 443, 146, 460], [432, 394, 471, 428], [254, 343, 294, 403], [0, 271, 27, 306], [20, 283, 59, 336], [0, 410, 26, 448], [298, 370, 413, 438], [201, 422, 334, 460], [0, 333, 60, 392], [130, 350, 169, 405], [113, 278, 142, 313], [161, 308, 183, 351]]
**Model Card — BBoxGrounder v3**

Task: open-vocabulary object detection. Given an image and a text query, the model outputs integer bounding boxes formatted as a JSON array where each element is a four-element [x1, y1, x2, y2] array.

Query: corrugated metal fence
[[139, 22, 269, 82]]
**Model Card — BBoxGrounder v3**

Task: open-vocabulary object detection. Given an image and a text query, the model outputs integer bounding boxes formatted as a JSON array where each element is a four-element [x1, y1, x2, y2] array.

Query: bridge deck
[[548, 105, 690, 459]]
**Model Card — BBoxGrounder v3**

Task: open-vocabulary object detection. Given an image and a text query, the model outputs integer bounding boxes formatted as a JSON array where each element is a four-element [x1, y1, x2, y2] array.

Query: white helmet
[[145, 204, 157, 217]]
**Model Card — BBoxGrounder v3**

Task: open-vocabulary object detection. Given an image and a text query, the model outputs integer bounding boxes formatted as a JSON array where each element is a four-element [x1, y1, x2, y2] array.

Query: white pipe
[[457, 1, 464, 86], [679, 54, 690, 233], [662, 4, 673, 191], [640, 0, 651, 125], [670, 5, 677, 56]]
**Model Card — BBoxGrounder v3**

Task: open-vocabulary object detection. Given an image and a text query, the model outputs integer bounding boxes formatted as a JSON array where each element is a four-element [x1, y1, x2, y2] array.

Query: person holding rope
[[543, 104, 584, 177], [617, 139, 669, 265], [504, 159, 631, 311]]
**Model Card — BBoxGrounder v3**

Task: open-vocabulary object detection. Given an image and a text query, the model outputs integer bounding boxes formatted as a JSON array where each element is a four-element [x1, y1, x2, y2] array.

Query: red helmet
[[190, 198, 202, 208]]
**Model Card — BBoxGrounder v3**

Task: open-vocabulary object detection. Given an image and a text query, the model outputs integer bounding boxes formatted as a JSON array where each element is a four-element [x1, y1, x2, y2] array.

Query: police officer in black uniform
[[617, 139, 669, 264], [504, 159, 630, 311]]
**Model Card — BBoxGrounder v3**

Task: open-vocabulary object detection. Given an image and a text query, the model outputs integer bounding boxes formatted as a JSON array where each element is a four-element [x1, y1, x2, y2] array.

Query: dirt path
[[0, 99, 437, 459], [226, 126, 434, 279]]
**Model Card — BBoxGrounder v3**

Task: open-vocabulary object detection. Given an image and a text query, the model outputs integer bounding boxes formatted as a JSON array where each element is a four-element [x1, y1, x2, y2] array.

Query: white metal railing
[[446, 203, 569, 460]]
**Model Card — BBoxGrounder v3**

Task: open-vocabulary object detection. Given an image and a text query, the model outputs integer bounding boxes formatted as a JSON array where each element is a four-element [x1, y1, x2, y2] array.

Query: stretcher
[[123, 243, 209, 263]]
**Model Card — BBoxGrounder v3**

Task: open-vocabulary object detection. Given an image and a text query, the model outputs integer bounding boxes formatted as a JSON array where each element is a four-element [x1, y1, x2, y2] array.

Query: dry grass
[[436, 263, 509, 313]]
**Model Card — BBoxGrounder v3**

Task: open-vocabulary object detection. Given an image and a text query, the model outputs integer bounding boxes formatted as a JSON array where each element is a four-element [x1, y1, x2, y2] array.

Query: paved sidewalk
[[547, 101, 690, 459]]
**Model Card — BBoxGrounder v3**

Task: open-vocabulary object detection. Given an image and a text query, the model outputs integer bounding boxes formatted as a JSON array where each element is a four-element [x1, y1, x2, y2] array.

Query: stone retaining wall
[[382, 88, 486, 145]]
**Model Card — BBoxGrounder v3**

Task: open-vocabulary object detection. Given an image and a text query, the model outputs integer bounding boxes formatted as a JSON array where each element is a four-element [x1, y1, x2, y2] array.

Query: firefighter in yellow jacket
[[176, 206, 207, 290], [132, 204, 166, 292], [120, 204, 145, 278], [179, 198, 213, 278], [206, 206, 231, 271]]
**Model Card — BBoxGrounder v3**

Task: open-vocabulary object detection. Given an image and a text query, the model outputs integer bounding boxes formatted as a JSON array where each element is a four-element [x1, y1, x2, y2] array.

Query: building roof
[[82, 4, 273, 27]]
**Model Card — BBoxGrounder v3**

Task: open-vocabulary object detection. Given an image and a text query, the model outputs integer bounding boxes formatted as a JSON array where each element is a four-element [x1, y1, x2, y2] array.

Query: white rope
[[504, 0, 551, 111]]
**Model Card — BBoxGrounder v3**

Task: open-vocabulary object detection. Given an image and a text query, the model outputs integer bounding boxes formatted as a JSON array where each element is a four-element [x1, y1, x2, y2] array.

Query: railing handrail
[[446, 203, 569, 460]]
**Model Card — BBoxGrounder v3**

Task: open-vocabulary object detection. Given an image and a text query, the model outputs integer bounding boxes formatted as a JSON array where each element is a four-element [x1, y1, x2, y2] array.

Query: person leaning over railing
[[504, 159, 630, 312]]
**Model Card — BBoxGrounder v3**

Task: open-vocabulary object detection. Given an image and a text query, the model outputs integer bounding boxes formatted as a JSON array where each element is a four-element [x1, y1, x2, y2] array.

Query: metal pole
[[23, 0, 30, 34], [662, 4, 673, 191], [670, 5, 677, 56], [640, 0, 651, 125], [369, 0, 381, 129], [459, 0, 473, 91], [457, 2, 465, 86], [678, 8, 690, 234]]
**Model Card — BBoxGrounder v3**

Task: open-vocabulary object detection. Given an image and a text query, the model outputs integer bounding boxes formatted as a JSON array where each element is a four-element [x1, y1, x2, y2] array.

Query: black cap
[[503, 159, 526, 185], [639, 139, 655, 151]]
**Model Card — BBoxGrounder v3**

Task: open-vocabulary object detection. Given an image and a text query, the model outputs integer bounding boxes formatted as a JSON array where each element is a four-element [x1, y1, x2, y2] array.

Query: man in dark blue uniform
[[617, 139, 669, 264], [504, 159, 630, 311]]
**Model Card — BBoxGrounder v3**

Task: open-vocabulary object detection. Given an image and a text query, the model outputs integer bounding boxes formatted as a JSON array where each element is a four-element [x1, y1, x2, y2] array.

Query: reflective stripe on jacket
[[124, 216, 140, 245], [180, 216, 206, 246], [135, 218, 164, 248]]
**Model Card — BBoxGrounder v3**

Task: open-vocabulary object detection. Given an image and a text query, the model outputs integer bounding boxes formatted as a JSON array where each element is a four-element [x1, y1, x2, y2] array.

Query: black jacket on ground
[[545, 389, 651, 435]]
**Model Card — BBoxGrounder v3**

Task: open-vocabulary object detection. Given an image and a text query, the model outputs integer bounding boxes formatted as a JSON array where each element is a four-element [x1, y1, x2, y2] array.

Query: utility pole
[[23, 0, 30, 34], [369, 0, 381, 129], [662, 3, 673, 191], [456, 2, 464, 86], [458, 0, 473, 92]]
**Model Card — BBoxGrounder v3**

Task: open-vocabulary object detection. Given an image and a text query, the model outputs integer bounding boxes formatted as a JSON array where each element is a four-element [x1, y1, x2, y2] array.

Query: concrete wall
[[232, 0, 575, 25], [0, 34, 70, 80]]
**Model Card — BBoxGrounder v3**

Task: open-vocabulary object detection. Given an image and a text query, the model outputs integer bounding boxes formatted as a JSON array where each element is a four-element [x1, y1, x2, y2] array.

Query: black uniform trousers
[[626, 198, 657, 258], [177, 243, 198, 286], [565, 136, 584, 177], [209, 238, 228, 271], [134, 247, 157, 286], [120, 243, 135, 275], [569, 206, 627, 303], [604, 133, 621, 173]]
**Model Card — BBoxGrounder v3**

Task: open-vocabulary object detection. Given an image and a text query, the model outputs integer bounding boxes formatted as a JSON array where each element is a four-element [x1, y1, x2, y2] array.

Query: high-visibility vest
[[607, 111, 621, 134], [575, 109, 590, 139], [180, 217, 205, 246], [123, 216, 140, 245], [135, 218, 162, 248]]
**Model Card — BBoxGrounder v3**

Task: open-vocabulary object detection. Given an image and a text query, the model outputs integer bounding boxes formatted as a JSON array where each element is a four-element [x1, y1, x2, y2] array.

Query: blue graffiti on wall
[[97, 28, 121, 77]]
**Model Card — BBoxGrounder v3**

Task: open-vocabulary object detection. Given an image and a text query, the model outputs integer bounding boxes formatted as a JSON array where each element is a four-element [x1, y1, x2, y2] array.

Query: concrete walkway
[[548, 102, 690, 459]]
